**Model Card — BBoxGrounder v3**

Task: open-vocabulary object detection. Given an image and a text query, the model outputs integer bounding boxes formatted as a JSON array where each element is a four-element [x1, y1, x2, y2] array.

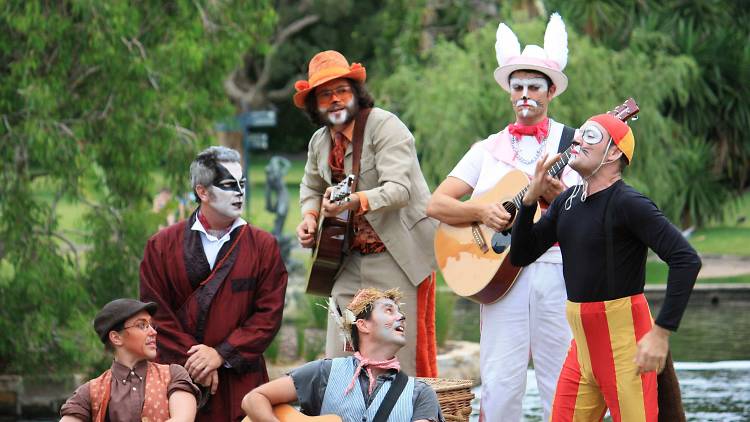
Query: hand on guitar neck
[[321, 185, 360, 218], [296, 175, 357, 248], [523, 153, 562, 207]]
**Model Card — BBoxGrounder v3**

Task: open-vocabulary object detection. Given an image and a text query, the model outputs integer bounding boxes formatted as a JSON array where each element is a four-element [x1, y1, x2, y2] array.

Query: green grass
[[687, 227, 750, 257], [680, 190, 750, 256], [646, 260, 750, 284]]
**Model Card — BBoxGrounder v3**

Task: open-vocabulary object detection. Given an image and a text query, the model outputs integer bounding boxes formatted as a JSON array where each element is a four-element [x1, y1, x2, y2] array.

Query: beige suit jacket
[[300, 107, 437, 286]]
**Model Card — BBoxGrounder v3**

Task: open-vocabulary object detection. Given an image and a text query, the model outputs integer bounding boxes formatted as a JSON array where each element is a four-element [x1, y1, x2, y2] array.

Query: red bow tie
[[507, 118, 550, 143]]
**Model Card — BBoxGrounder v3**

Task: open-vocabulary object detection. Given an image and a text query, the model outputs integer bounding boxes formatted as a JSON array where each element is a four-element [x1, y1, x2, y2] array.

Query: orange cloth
[[328, 123, 369, 216], [327, 127, 384, 254], [355, 192, 369, 215], [416, 273, 438, 377]]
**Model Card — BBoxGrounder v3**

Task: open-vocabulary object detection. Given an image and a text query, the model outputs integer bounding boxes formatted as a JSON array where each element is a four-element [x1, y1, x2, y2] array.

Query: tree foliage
[[0, 0, 275, 374], [547, 0, 750, 191], [378, 18, 730, 227]]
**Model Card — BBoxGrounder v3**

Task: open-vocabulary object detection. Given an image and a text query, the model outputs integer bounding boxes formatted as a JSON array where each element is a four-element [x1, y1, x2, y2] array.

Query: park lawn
[[687, 227, 750, 257]]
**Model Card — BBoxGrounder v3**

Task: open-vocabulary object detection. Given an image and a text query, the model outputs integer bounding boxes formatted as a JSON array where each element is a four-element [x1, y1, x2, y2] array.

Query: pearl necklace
[[510, 134, 548, 165]]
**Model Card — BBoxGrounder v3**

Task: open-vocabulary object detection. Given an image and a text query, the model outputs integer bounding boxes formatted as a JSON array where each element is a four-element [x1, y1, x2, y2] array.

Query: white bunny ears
[[493, 13, 569, 97]]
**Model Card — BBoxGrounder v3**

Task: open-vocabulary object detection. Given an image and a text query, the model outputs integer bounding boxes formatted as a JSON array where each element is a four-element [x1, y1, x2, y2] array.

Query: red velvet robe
[[140, 210, 288, 421]]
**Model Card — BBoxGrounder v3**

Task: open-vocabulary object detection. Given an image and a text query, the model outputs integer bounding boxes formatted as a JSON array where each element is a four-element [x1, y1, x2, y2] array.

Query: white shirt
[[190, 216, 247, 269], [448, 119, 580, 263]]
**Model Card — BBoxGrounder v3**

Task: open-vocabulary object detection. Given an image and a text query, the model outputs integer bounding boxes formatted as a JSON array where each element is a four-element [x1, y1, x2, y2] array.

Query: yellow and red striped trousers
[[551, 293, 658, 422]]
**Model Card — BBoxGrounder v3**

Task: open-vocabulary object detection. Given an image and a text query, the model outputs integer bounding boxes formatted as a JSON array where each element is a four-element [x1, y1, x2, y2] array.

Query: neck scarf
[[198, 210, 231, 238], [507, 117, 550, 143], [345, 352, 401, 395]]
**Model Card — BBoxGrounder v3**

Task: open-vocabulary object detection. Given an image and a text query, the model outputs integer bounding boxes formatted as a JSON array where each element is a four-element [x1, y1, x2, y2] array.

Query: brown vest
[[89, 362, 171, 422]]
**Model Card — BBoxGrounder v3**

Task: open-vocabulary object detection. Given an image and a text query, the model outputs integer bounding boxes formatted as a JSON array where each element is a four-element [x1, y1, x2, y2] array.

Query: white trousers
[[479, 262, 571, 422]]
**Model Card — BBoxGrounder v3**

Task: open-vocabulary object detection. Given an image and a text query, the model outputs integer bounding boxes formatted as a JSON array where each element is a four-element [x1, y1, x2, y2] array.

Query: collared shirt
[[190, 216, 247, 269], [289, 358, 443, 422], [327, 125, 386, 255], [59, 360, 199, 421]]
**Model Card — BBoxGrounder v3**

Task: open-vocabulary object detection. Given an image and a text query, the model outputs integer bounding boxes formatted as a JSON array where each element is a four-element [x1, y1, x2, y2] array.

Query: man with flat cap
[[60, 298, 199, 422]]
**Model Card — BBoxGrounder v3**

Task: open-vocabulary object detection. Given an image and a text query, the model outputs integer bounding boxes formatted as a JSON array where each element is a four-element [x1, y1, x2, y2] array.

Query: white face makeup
[[510, 77, 549, 97], [576, 124, 606, 145], [367, 298, 407, 347], [207, 161, 245, 219], [319, 97, 356, 126], [509, 76, 549, 118], [569, 122, 614, 177]]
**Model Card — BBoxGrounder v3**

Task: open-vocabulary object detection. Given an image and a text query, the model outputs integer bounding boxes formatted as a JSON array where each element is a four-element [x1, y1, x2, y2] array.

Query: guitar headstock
[[607, 97, 639, 122], [329, 174, 355, 205]]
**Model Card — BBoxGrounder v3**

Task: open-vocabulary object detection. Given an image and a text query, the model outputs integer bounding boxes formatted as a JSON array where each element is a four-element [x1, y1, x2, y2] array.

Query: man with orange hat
[[427, 14, 577, 421], [293, 50, 437, 377], [510, 115, 702, 421]]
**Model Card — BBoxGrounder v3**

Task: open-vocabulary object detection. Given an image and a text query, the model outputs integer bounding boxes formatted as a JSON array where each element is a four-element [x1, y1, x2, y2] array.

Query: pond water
[[465, 361, 750, 421], [448, 295, 750, 421], [7, 295, 749, 421], [449, 296, 750, 361]]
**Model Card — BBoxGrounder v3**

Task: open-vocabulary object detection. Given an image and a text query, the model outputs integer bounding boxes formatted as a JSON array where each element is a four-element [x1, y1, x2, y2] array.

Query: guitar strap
[[344, 107, 372, 249], [602, 181, 686, 422], [350, 107, 372, 193], [555, 124, 576, 179], [371, 371, 409, 422]]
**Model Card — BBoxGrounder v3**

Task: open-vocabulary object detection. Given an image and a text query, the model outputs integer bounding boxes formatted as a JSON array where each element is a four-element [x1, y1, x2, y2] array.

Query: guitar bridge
[[471, 223, 489, 253]]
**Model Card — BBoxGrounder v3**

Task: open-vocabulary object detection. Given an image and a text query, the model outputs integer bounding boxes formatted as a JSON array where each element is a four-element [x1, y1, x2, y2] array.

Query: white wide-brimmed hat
[[493, 13, 569, 97]]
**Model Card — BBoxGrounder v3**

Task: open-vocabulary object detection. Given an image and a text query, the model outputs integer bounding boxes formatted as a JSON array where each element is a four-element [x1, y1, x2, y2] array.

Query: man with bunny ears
[[427, 13, 578, 421]]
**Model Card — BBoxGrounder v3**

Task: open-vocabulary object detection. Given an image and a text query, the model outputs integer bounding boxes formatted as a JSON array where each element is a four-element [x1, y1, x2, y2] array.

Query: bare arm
[[242, 376, 298, 422], [167, 390, 197, 422], [427, 176, 510, 231]]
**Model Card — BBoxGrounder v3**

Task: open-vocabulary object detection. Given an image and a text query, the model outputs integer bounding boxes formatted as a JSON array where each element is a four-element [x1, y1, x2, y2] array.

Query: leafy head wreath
[[326, 288, 404, 349]]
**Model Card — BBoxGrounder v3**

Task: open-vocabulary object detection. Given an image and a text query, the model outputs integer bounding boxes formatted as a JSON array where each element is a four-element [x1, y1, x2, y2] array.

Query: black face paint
[[212, 163, 245, 194]]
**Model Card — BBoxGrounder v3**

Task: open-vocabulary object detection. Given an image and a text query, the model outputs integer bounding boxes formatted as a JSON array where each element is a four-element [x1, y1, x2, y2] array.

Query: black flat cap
[[94, 298, 157, 343]]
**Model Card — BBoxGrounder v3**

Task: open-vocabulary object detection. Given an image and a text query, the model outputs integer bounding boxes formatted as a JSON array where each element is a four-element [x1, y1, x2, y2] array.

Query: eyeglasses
[[122, 320, 157, 332], [316, 86, 353, 105], [576, 124, 610, 145]]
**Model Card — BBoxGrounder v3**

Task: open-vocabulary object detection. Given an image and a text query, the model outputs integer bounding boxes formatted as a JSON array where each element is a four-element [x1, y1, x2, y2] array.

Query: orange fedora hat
[[293, 50, 366, 108]]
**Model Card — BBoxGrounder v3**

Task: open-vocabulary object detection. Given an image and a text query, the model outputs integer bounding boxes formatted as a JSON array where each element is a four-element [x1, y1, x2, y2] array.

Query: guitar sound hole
[[502, 201, 517, 222], [491, 231, 511, 254]]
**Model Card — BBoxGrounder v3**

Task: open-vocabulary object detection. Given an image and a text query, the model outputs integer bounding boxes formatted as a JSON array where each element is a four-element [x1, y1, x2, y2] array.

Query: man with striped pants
[[511, 114, 701, 421]]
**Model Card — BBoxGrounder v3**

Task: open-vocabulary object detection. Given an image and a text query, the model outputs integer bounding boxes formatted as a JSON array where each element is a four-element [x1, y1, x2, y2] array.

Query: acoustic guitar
[[242, 404, 342, 422], [435, 98, 640, 304], [305, 175, 356, 296]]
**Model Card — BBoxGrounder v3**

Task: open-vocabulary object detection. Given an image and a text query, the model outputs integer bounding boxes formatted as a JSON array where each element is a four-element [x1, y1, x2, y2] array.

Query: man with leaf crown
[[427, 13, 579, 421], [242, 288, 443, 422]]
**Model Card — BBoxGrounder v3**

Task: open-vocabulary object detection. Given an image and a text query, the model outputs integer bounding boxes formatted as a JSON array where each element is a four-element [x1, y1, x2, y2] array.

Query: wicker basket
[[418, 377, 475, 422]]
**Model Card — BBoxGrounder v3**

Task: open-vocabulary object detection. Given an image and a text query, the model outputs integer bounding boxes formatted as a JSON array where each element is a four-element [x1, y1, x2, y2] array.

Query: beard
[[319, 98, 358, 126]]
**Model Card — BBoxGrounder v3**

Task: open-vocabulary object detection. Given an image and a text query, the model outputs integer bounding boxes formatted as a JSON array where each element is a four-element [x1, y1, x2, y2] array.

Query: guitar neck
[[505, 97, 639, 214], [508, 145, 574, 211]]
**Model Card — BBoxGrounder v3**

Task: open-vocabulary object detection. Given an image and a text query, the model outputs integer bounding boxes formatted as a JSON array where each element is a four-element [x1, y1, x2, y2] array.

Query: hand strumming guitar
[[479, 202, 512, 232], [296, 214, 318, 248]]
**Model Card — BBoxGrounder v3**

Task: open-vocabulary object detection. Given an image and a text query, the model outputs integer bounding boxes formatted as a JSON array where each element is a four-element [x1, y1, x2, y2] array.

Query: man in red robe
[[140, 146, 288, 421]]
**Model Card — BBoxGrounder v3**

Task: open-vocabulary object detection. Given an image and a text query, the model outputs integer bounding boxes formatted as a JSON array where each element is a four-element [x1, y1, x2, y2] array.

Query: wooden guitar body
[[305, 209, 351, 297], [435, 98, 639, 304], [435, 169, 541, 304], [242, 404, 342, 422]]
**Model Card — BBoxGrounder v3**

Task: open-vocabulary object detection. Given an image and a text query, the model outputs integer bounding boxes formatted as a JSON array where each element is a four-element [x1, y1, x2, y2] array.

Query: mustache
[[515, 98, 540, 107]]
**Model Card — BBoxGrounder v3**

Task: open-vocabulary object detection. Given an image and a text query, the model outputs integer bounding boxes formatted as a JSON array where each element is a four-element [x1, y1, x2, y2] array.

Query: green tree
[[547, 0, 750, 193], [378, 18, 728, 226], [0, 0, 275, 374]]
